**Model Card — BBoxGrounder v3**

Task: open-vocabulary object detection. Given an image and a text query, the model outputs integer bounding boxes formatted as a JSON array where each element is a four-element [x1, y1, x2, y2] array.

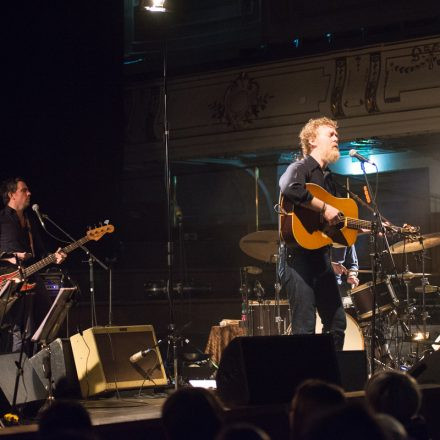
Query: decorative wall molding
[[209, 72, 273, 130], [124, 35, 440, 163]]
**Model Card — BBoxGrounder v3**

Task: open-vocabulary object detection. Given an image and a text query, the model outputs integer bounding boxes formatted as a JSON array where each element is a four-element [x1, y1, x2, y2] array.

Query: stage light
[[143, 0, 167, 12]]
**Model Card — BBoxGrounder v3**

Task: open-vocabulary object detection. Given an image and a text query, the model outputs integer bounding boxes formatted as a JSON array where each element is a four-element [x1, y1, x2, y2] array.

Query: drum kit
[[239, 229, 440, 371]]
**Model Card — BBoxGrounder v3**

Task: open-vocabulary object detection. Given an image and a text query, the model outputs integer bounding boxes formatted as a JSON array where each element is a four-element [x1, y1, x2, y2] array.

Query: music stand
[[31, 287, 76, 408], [31, 287, 76, 346]]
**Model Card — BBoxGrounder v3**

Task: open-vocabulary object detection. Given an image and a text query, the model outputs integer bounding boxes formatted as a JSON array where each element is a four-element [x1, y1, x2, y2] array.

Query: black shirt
[[279, 155, 338, 205], [0, 206, 46, 260]]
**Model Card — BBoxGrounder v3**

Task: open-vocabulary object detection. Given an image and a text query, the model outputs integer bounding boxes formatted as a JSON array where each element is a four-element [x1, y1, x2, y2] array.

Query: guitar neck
[[23, 235, 89, 278], [346, 217, 371, 231]]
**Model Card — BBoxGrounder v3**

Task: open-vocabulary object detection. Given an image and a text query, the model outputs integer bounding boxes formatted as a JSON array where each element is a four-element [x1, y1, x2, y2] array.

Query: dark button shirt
[[0, 206, 45, 260], [279, 155, 337, 205]]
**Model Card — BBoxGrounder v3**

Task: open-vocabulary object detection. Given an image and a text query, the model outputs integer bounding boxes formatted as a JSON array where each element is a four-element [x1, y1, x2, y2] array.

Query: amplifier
[[70, 325, 167, 398]]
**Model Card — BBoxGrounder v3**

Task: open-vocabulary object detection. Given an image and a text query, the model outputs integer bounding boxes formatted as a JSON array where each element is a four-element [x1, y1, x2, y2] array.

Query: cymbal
[[390, 232, 440, 254], [400, 272, 435, 280], [357, 270, 435, 280], [414, 285, 439, 294], [239, 230, 279, 263]]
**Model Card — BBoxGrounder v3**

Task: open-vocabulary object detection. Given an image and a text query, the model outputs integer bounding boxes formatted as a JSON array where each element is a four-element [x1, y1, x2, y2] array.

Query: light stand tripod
[[159, 36, 180, 390]]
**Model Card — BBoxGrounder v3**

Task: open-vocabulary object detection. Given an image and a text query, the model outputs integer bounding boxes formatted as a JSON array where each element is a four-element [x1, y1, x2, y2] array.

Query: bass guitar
[[0, 224, 115, 293], [279, 183, 416, 249]]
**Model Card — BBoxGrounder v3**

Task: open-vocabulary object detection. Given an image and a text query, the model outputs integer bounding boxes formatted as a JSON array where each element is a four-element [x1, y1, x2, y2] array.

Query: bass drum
[[316, 313, 364, 351]]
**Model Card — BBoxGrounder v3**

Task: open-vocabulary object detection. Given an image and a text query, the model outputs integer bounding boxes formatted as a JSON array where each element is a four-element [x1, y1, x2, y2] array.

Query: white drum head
[[315, 313, 364, 351]]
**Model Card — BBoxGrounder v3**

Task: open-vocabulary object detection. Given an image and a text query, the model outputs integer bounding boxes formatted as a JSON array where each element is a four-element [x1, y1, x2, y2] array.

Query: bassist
[[279, 117, 346, 350], [0, 177, 66, 355]]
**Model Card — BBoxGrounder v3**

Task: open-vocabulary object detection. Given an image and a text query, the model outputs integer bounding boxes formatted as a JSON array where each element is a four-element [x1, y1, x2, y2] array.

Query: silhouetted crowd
[[37, 370, 432, 439]]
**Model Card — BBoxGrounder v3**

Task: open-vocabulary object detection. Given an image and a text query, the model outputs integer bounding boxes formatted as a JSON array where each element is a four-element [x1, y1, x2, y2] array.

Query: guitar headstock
[[87, 224, 115, 241]]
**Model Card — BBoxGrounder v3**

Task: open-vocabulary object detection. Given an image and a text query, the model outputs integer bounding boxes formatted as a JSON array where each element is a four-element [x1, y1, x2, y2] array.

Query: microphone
[[129, 348, 154, 363], [129, 339, 161, 363], [349, 149, 375, 166], [32, 204, 46, 228]]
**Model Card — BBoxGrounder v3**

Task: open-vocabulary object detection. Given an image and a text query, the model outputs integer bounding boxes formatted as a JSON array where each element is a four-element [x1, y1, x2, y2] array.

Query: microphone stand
[[41, 214, 109, 328], [359, 161, 388, 374]]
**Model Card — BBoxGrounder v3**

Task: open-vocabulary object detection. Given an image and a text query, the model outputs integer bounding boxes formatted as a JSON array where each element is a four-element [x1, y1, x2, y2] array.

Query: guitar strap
[[25, 216, 36, 259]]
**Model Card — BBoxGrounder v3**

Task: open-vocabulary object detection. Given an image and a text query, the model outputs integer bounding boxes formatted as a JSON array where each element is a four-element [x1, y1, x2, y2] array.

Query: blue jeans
[[279, 245, 346, 350]]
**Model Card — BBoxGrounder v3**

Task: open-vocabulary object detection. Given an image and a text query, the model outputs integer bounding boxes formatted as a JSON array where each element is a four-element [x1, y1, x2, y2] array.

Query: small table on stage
[[205, 323, 246, 365]]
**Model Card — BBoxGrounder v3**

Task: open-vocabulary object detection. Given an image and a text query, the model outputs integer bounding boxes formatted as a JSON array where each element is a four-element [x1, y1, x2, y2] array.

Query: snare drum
[[316, 313, 364, 350], [349, 277, 399, 320], [248, 300, 290, 336]]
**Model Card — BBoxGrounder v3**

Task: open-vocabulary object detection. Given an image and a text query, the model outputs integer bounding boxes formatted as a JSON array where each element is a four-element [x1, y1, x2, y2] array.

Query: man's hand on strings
[[54, 248, 67, 264], [323, 204, 341, 226]]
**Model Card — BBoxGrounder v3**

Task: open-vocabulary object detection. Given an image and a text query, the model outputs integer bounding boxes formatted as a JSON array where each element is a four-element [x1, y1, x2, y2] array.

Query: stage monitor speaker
[[30, 338, 81, 398], [335, 350, 367, 392], [409, 350, 440, 384], [70, 325, 167, 398], [0, 353, 47, 415], [216, 334, 341, 406]]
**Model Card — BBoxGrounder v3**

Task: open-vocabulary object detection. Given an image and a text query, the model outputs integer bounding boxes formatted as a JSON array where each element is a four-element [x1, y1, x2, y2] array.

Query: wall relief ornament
[[365, 52, 380, 113], [209, 72, 273, 129], [330, 57, 347, 118]]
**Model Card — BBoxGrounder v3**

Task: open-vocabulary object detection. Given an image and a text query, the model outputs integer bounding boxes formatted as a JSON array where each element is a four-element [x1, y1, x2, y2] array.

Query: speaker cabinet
[[70, 325, 167, 398], [335, 350, 368, 392], [30, 338, 81, 398], [409, 350, 440, 384], [216, 334, 341, 406], [0, 353, 47, 415]]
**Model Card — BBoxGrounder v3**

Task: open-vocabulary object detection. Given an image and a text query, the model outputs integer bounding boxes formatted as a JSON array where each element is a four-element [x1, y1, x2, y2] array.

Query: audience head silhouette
[[215, 422, 271, 440], [366, 371, 421, 422], [302, 402, 387, 440], [38, 400, 96, 439], [289, 379, 346, 439], [162, 387, 223, 440]]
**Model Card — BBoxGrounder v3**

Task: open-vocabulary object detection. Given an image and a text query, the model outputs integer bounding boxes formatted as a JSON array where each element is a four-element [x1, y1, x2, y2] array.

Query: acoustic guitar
[[279, 183, 415, 249]]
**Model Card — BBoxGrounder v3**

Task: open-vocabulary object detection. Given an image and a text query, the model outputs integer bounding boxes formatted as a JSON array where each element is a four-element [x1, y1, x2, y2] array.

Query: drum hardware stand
[[273, 253, 285, 335], [239, 268, 251, 334], [253, 280, 266, 336], [402, 246, 432, 361], [274, 282, 285, 335]]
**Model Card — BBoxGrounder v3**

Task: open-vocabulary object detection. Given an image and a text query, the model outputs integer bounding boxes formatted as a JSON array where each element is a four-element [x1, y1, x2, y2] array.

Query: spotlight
[[143, 0, 167, 12]]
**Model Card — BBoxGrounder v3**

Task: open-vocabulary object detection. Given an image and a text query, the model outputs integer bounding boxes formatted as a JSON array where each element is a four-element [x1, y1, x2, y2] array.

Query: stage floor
[[83, 392, 166, 425]]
